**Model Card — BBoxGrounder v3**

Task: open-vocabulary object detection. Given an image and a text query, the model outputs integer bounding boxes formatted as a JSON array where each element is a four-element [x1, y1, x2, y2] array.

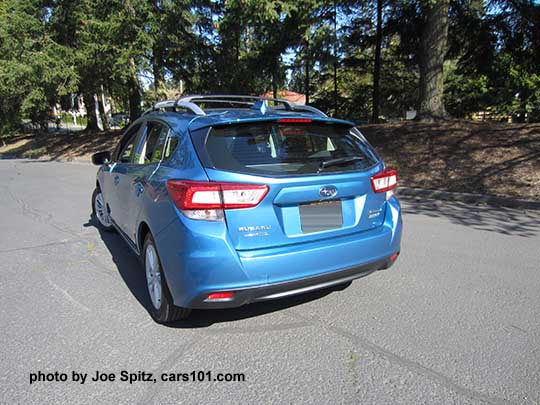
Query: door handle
[[134, 182, 144, 196], [114, 175, 120, 186]]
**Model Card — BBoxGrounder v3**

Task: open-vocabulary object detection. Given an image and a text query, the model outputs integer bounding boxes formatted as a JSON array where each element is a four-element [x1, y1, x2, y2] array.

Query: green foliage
[[443, 61, 490, 118], [488, 53, 540, 121], [0, 0, 78, 135], [1, 0, 540, 139]]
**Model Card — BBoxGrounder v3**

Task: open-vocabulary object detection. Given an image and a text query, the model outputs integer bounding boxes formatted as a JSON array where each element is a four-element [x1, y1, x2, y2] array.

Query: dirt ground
[[0, 130, 121, 161], [361, 120, 540, 201], [1, 120, 539, 200]]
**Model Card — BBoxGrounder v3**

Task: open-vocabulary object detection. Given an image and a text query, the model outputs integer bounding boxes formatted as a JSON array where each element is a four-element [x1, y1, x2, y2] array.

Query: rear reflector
[[207, 292, 235, 301], [389, 252, 399, 261], [371, 168, 398, 193], [166, 180, 269, 210], [277, 118, 313, 123]]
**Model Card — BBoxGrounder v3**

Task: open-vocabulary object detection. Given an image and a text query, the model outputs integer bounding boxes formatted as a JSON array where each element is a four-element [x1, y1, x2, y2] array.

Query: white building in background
[[406, 110, 417, 120], [53, 89, 113, 130]]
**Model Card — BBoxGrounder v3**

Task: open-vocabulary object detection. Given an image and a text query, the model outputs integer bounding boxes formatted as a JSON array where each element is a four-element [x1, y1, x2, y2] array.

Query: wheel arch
[[137, 221, 152, 255]]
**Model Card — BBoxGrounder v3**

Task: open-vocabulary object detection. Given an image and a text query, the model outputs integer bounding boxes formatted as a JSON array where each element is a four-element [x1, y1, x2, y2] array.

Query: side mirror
[[92, 151, 112, 166]]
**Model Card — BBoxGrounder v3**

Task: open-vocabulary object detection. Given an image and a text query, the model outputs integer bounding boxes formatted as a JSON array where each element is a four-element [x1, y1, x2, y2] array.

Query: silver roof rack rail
[[186, 95, 327, 117], [290, 104, 328, 117], [143, 98, 206, 116], [183, 94, 296, 111], [143, 94, 327, 118]]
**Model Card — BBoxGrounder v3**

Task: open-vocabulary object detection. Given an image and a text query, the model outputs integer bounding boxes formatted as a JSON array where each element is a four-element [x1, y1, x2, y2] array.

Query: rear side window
[[205, 123, 379, 176], [133, 121, 170, 164], [163, 136, 178, 160]]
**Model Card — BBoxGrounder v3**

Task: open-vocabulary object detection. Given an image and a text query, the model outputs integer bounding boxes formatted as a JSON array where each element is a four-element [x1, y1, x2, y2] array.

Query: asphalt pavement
[[1, 159, 539, 404]]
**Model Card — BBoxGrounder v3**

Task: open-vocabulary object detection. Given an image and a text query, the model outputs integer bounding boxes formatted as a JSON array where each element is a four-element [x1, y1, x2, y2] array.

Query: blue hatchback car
[[91, 95, 402, 323]]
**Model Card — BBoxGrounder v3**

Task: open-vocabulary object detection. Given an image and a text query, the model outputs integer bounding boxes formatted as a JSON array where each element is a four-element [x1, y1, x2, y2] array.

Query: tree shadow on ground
[[1, 130, 120, 161], [84, 215, 352, 328], [401, 196, 540, 238]]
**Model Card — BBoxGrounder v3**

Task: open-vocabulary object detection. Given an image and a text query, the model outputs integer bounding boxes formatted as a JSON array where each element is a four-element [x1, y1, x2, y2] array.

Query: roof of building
[[261, 91, 306, 105]]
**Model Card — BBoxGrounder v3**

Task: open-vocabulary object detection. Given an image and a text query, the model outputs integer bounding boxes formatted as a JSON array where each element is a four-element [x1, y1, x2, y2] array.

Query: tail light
[[166, 180, 268, 221], [371, 167, 398, 193]]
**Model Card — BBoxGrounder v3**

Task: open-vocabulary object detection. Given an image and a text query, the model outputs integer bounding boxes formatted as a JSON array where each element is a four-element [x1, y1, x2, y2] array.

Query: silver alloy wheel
[[145, 244, 162, 310], [94, 192, 112, 228]]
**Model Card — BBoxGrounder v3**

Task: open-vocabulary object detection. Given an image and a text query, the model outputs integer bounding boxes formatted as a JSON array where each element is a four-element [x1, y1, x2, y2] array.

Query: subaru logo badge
[[319, 185, 338, 198]]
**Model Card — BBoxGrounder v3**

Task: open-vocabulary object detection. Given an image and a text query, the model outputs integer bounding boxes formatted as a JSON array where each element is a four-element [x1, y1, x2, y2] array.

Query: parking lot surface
[[1, 159, 539, 404]]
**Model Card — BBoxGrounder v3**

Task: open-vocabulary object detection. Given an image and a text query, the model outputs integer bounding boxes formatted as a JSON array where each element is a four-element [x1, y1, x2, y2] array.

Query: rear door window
[[205, 123, 379, 176], [133, 121, 170, 164]]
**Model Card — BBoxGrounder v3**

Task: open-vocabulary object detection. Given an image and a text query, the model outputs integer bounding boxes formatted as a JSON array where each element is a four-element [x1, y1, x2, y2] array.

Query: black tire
[[91, 188, 115, 232], [143, 233, 191, 323]]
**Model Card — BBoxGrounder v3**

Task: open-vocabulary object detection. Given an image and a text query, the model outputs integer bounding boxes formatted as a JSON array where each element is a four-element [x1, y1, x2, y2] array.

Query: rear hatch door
[[194, 120, 387, 251]]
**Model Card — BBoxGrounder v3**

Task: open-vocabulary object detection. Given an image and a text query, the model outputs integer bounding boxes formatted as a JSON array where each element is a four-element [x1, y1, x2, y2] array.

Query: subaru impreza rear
[[155, 114, 402, 317]]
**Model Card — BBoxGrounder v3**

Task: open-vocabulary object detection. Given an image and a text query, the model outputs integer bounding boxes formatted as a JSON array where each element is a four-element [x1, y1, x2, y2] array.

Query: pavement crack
[[0, 239, 87, 254], [137, 338, 200, 405], [508, 324, 528, 334], [45, 274, 91, 313], [288, 310, 508, 405], [3, 184, 81, 238]]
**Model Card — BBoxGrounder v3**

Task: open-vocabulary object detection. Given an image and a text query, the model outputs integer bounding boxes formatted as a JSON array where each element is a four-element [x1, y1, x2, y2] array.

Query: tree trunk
[[333, 0, 338, 115], [152, 0, 164, 95], [305, 38, 310, 105], [98, 87, 110, 131], [418, 0, 450, 121], [333, 62, 338, 115], [128, 74, 142, 121], [108, 87, 115, 115], [272, 67, 278, 99], [153, 45, 164, 95], [83, 90, 99, 131], [372, 0, 383, 123]]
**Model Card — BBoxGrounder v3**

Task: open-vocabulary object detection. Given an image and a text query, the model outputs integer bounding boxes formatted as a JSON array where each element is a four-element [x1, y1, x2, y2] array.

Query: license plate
[[300, 200, 343, 233]]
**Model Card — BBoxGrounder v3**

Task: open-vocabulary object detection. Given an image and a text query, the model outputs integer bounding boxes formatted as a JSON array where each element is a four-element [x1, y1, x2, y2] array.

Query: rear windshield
[[204, 123, 379, 176]]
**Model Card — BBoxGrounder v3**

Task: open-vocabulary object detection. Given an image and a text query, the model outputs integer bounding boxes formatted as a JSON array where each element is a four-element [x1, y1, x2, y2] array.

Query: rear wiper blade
[[318, 156, 365, 173]]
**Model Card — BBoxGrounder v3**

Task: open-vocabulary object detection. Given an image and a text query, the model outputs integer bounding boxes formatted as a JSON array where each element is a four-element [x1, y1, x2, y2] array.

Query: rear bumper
[[155, 196, 402, 309], [187, 254, 398, 309]]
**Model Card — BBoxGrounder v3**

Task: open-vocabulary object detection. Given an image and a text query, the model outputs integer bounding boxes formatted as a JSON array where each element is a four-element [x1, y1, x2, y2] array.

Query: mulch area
[[0, 130, 121, 161], [361, 120, 540, 201]]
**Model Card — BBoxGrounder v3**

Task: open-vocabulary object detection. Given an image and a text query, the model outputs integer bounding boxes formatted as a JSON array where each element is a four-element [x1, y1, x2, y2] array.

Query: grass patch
[[21, 146, 48, 159]]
